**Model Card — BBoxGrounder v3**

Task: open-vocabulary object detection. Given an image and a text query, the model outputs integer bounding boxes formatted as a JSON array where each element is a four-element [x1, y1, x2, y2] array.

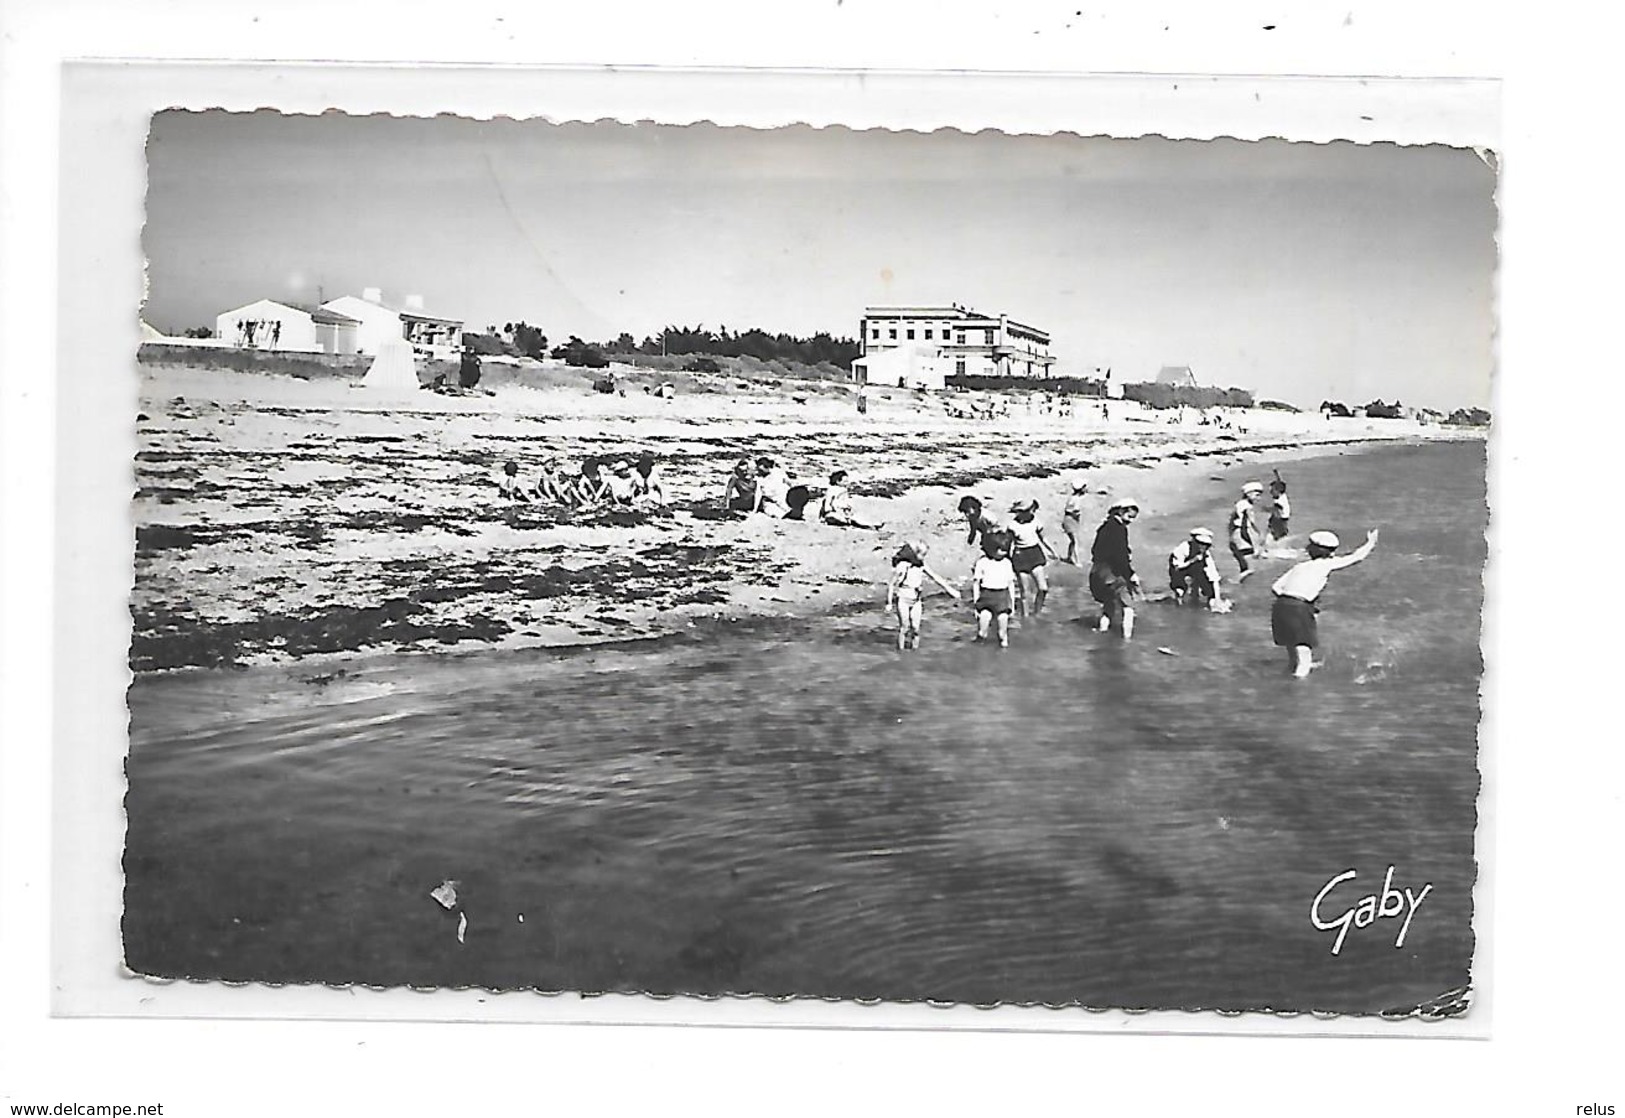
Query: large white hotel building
[[858, 304, 1055, 378]]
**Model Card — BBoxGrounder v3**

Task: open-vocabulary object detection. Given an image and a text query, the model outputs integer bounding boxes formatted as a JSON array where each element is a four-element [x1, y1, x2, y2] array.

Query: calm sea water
[[125, 440, 1486, 1013]]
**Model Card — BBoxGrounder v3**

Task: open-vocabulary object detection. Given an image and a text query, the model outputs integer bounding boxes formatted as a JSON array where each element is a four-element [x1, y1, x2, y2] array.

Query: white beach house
[[321, 288, 464, 360], [214, 299, 362, 354], [849, 345, 950, 391], [856, 304, 1055, 381]]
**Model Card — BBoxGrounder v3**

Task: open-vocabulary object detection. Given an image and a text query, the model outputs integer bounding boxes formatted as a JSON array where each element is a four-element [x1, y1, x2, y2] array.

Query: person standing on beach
[[1228, 481, 1266, 579], [886, 542, 960, 651], [1267, 471, 1291, 544], [1270, 529, 1379, 678], [1008, 498, 1061, 617], [459, 344, 483, 390], [970, 534, 1018, 648], [1061, 478, 1089, 564], [753, 457, 791, 518], [1089, 496, 1141, 640]]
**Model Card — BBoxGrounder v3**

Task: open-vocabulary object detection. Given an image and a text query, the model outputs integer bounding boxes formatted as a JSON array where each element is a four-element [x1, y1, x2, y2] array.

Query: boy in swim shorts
[[970, 534, 1018, 649]]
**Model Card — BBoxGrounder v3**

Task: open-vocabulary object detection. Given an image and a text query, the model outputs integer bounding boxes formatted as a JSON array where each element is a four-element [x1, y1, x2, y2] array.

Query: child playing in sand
[[753, 457, 791, 518], [1061, 478, 1089, 564], [723, 458, 756, 515], [574, 460, 612, 506], [970, 534, 1018, 648], [1007, 498, 1061, 617], [819, 469, 879, 529], [604, 460, 638, 506], [496, 460, 529, 501], [1270, 528, 1379, 678], [1168, 527, 1224, 608], [632, 451, 668, 506], [1268, 470, 1291, 543], [1090, 496, 1141, 639], [885, 542, 960, 651], [1228, 481, 1266, 579], [533, 458, 572, 504]]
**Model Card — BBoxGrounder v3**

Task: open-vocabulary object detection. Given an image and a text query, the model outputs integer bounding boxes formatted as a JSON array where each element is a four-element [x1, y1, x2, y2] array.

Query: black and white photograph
[[121, 110, 1493, 1017], [16, 3, 1625, 1113]]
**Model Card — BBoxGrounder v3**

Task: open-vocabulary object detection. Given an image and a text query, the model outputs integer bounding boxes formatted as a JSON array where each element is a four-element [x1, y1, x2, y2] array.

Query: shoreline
[[131, 363, 1483, 675]]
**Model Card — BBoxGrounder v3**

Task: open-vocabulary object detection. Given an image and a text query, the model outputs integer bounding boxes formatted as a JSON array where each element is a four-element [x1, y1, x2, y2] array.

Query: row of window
[[866, 325, 1052, 352], [870, 325, 999, 345], [950, 359, 1039, 375]]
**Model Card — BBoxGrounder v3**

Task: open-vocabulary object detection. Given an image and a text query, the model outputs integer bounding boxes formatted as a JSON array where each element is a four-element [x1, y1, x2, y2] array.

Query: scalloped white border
[[47, 62, 1498, 1040]]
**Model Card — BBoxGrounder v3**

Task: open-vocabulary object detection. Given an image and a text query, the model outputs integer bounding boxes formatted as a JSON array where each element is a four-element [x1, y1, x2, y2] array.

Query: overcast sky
[[143, 111, 1495, 409]]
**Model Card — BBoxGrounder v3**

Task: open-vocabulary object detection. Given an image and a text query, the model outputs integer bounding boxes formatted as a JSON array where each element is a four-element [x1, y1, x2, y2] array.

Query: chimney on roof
[[363, 287, 383, 304], [404, 294, 425, 311]]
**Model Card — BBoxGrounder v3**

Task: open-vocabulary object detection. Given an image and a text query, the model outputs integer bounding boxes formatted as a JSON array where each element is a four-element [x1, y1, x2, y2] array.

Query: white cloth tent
[[363, 336, 420, 393]]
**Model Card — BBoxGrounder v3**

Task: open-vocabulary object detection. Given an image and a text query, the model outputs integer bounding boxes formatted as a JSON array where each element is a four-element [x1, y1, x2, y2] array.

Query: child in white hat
[[1270, 528, 1380, 678], [1007, 498, 1060, 617], [1060, 477, 1089, 565], [1089, 496, 1141, 639], [1228, 481, 1266, 579], [1168, 527, 1224, 608]]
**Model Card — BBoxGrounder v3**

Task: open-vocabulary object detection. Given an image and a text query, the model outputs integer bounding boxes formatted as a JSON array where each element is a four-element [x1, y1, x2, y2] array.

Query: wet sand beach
[[131, 361, 1470, 672]]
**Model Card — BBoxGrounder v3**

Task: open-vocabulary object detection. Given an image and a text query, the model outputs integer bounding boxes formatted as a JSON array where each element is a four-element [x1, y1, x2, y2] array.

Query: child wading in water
[[1089, 496, 1141, 640], [1168, 526, 1225, 608], [1270, 528, 1379, 678], [1007, 498, 1061, 617], [1268, 470, 1291, 545], [970, 534, 1018, 648], [1229, 480, 1265, 579], [885, 543, 959, 651], [1061, 478, 1089, 564]]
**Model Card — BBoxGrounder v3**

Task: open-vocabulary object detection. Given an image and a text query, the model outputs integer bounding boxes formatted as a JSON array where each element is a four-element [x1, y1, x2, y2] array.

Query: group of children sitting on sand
[[495, 451, 668, 508], [889, 467, 1378, 676], [722, 456, 880, 529]]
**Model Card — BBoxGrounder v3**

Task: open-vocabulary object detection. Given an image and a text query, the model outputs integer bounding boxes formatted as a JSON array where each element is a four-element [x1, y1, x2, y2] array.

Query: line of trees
[[468, 321, 861, 370], [605, 325, 860, 367], [1121, 383, 1255, 410]]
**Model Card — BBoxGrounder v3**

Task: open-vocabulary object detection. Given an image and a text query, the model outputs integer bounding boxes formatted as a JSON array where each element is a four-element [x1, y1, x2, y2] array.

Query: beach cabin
[[322, 288, 464, 360], [859, 304, 1054, 379], [851, 345, 948, 391], [214, 299, 361, 354]]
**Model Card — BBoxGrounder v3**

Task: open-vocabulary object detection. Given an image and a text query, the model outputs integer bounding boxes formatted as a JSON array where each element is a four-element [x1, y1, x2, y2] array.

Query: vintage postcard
[[111, 104, 1493, 1028]]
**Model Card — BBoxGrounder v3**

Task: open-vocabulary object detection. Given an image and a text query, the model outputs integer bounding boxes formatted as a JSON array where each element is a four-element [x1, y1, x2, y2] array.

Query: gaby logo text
[[1311, 866, 1432, 956]]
